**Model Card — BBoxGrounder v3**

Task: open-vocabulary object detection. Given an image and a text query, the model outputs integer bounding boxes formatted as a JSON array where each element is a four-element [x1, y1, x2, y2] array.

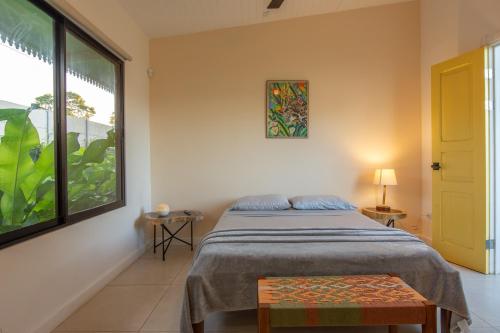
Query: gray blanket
[[181, 210, 470, 332]]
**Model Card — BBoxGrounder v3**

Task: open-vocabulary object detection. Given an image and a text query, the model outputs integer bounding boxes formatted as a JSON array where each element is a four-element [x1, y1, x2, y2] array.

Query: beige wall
[[150, 1, 421, 236], [0, 1, 151, 332], [420, 0, 500, 240]]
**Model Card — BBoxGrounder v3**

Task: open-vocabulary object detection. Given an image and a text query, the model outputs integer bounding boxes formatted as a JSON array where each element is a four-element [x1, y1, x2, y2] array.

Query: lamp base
[[376, 205, 391, 212]]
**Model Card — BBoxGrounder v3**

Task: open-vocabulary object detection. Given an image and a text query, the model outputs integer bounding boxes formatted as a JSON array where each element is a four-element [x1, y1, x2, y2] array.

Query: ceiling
[[117, 0, 413, 38]]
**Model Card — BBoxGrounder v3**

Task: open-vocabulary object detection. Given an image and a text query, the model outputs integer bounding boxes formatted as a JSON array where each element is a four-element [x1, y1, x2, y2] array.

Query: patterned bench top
[[258, 275, 428, 327]]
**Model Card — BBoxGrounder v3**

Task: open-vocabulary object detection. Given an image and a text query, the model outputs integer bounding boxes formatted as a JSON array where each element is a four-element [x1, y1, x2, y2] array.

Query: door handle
[[431, 162, 441, 170]]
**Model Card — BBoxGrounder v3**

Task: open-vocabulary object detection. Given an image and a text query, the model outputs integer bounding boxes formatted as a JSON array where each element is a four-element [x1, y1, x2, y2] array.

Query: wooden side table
[[257, 274, 437, 333], [361, 207, 407, 228], [144, 210, 203, 261]]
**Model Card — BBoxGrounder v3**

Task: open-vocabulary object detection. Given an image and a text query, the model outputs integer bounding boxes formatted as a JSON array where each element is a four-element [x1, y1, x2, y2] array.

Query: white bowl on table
[[155, 203, 170, 217]]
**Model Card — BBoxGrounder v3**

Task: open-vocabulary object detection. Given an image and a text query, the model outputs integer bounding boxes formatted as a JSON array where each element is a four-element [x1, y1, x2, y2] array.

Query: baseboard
[[34, 244, 146, 333]]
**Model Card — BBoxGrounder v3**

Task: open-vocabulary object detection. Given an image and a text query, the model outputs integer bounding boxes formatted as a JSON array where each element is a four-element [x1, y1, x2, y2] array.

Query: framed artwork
[[266, 80, 309, 138]]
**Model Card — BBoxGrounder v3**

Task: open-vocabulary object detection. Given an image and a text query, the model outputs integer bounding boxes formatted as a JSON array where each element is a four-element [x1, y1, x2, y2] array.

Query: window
[[0, 0, 124, 248], [0, 0, 56, 236], [65, 31, 123, 216]]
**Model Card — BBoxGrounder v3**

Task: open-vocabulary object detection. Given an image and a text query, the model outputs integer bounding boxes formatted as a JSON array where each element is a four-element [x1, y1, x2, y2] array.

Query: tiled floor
[[54, 245, 500, 333]]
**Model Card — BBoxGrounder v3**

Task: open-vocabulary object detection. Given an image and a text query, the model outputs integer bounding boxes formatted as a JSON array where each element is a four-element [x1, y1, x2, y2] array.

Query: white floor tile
[[141, 243, 195, 260], [110, 247, 193, 286], [462, 279, 500, 326], [53, 254, 500, 333], [141, 285, 185, 331], [468, 328, 500, 333], [172, 260, 193, 286], [55, 285, 166, 332], [471, 312, 495, 329]]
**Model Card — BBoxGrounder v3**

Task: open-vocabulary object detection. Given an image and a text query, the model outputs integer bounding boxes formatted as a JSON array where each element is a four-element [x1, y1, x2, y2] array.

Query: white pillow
[[290, 195, 356, 210], [231, 195, 291, 211]]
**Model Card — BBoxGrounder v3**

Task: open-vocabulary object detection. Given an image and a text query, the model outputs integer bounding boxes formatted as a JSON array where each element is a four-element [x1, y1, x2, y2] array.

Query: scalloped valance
[[0, 0, 115, 93]]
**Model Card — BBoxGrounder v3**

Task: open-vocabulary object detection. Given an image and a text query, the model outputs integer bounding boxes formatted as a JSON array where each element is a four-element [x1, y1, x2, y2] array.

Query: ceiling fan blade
[[267, 0, 285, 9]]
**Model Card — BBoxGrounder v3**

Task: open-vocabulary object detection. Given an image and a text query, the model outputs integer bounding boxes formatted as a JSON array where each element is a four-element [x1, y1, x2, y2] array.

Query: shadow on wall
[[192, 200, 233, 237], [134, 207, 149, 247]]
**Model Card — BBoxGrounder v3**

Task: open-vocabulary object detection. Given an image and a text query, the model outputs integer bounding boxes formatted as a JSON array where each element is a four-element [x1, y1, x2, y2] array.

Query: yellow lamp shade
[[373, 169, 397, 186]]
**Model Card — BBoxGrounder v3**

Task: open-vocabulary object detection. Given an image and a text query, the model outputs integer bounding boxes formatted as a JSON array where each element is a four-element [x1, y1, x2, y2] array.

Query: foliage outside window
[[0, 0, 125, 247]]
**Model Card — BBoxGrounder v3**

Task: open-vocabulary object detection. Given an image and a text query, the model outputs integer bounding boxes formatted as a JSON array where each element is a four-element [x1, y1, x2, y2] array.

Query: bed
[[181, 209, 470, 333]]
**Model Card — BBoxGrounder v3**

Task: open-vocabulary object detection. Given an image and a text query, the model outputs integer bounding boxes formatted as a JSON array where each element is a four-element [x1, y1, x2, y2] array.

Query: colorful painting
[[266, 80, 309, 138]]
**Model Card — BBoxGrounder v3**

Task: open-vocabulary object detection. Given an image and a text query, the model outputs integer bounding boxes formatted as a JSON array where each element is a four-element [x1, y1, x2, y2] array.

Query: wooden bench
[[257, 275, 437, 333]]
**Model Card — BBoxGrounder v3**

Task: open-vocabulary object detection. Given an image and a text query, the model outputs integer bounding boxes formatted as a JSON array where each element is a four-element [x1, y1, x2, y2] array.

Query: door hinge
[[486, 239, 495, 250]]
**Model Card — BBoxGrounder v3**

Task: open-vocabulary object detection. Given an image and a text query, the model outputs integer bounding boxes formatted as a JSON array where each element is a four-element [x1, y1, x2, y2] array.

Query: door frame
[[490, 43, 500, 274]]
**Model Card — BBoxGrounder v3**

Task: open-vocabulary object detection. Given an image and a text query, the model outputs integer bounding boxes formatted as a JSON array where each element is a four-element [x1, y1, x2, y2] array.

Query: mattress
[[181, 209, 470, 333]]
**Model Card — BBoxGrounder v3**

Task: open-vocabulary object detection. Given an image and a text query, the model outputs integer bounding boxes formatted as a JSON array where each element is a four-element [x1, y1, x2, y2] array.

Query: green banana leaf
[[0, 108, 41, 225], [0, 107, 117, 229], [21, 141, 56, 220], [67, 130, 116, 213]]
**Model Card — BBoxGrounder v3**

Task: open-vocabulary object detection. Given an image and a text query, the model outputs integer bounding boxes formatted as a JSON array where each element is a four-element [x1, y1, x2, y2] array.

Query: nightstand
[[145, 210, 203, 261], [361, 207, 407, 228]]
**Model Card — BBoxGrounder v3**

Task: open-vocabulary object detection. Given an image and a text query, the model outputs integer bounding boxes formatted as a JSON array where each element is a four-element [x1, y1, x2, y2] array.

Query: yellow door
[[431, 47, 489, 273]]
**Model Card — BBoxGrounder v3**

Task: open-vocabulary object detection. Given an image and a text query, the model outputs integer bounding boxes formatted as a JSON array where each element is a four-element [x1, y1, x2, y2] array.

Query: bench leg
[[192, 321, 204, 333], [389, 325, 398, 333], [440, 308, 452, 333], [422, 301, 437, 333], [258, 305, 270, 333]]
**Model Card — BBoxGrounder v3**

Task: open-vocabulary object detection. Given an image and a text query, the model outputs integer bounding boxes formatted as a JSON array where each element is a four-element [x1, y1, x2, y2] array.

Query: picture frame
[[266, 80, 309, 138]]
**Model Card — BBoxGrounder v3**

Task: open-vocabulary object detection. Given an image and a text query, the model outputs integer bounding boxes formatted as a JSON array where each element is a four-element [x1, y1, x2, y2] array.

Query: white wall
[[150, 1, 422, 236], [0, 1, 151, 332], [420, 0, 500, 241]]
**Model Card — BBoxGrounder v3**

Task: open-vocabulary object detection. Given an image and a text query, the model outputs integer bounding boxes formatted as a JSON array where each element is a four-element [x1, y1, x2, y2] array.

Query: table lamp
[[373, 169, 397, 212]]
